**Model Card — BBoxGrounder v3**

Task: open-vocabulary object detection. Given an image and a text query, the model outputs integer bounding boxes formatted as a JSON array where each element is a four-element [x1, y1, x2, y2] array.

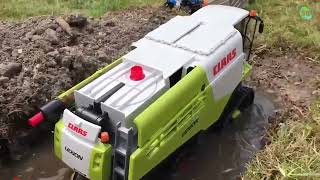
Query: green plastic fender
[[129, 66, 232, 180], [242, 62, 252, 80], [54, 120, 64, 159], [89, 143, 112, 180]]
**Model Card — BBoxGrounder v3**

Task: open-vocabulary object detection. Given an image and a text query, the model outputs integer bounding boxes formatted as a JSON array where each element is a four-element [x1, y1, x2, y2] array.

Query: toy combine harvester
[[28, 5, 264, 180]]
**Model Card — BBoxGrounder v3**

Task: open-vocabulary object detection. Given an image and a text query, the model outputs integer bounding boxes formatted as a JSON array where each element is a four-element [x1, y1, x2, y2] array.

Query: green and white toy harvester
[[28, 5, 264, 180]]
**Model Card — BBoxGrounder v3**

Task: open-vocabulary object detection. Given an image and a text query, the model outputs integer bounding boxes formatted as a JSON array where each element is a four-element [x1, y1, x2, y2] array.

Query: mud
[[0, 7, 177, 140], [248, 49, 320, 120]]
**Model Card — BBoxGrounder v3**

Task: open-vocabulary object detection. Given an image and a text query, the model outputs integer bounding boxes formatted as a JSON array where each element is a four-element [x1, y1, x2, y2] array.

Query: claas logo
[[213, 48, 237, 76], [68, 122, 88, 137]]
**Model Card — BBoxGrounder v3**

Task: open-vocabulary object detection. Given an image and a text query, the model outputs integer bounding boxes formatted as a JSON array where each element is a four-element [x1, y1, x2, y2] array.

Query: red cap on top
[[130, 65, 145, 81], [28, 112, 44, 127]]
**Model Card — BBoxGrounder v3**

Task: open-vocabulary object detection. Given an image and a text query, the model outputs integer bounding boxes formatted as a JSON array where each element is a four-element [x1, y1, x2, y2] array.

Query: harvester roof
[[123, 5, 248, 79]]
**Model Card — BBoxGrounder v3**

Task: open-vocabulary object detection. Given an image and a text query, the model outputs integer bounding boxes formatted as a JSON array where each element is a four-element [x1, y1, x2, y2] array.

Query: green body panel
[[89, 143, 112, 180], [242, 62, 252, 80], [54, 120, 64, 159], [129, 67, 232, 180]]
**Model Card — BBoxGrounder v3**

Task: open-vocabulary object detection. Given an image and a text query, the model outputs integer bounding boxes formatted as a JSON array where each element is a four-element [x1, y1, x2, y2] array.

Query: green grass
[[244, 1, 320, 179], [249, 0, 320, 56], [244, 101, 320, 180], [0, 0, 162, 19]]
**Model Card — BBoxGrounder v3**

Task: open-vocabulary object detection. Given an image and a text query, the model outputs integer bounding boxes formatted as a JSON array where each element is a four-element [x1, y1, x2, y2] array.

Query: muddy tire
[[238, 86, 255, 111], [210, 84, 254, 130]]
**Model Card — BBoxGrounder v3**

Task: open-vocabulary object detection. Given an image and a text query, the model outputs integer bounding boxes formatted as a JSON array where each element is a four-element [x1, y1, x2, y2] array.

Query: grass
[[248, 0, 320, 56], [244, 101, 320, 179], [0, 0, 162, 19], [244, 1, 320, 178]]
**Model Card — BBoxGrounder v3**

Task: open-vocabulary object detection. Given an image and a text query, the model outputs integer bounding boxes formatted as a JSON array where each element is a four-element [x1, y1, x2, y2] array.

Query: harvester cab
[[28, 5, 264, 180]]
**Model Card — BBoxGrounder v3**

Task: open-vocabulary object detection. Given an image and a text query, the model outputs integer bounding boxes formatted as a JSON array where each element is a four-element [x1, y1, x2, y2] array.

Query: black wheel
[[71, 172, 88, 180], [238, 86, 255, 111], [210, 84, 254, 130]]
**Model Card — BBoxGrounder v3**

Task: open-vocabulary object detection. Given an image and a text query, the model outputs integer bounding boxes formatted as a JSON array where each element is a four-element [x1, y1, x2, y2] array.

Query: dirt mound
[[0, 7, 177, 140], [248, 48, 320, 122]]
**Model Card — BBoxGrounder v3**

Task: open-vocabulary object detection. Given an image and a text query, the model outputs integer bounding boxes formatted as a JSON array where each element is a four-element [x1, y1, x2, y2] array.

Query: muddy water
[[0, 93, 274, 180]]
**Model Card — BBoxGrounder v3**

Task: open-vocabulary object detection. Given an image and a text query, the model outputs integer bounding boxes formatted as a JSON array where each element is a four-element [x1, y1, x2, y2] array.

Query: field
[[248, 0, 319, 57], [0, 0, 162, 19]]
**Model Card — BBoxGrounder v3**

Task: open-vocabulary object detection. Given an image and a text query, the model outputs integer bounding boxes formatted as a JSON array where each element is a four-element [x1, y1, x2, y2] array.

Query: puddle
[[144, 93, 274, 180], [0, 137, 73, 180], [0, 93, 274, 180]]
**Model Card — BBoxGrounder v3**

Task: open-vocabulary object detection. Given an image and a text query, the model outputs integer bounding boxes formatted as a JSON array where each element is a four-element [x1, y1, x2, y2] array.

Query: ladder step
[[113, 125, 134, 180], [116, 147, 127, 156], [118, 127, 130, 134], [114, 167, 125, 177]]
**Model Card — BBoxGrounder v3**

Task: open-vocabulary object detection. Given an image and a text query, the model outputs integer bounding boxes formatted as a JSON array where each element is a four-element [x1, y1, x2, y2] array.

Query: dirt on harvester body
[[0, 7, 178, 142]]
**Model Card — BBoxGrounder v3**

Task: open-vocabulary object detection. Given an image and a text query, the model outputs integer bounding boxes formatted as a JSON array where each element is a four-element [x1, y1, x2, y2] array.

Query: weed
[[249, 0, 320, 56], [244, 101, 320, 179]]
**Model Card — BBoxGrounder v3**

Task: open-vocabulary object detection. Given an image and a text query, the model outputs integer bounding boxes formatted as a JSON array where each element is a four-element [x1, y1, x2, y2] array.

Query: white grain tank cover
[[191, 5, 249, 26], [124, 38, 195, 79], [145, 16, 201, 44], [74, 61, 168, 129]]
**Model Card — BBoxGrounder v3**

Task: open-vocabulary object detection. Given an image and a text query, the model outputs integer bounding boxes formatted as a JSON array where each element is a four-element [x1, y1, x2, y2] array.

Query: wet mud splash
[[0, 93, 274, 180]]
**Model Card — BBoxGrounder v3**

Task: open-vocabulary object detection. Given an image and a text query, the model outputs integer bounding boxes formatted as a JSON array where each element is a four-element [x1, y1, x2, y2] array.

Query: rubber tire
[[209, 85, 254, 130], [238, 86, 255, 111]]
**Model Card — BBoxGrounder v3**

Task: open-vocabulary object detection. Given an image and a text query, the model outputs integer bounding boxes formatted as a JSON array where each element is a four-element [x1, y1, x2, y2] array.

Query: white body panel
[[61, 110, 100, 177], [145, 16, 201, 44], [63, 110, 101, 142], [124, 39, 195, 79], [74, 61, 168, 130], [61, 130, 93, 177], [197, 32, 245, 99], [73, 5, 249, 130], [192, 5, 249, 26]]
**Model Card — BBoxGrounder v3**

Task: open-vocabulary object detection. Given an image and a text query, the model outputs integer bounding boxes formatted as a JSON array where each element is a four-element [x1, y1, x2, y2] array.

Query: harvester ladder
[[113, 123, 134, 180]]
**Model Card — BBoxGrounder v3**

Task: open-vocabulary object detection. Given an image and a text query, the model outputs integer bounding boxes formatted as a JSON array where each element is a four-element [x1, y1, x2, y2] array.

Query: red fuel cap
[[130, 65, 145, 81]]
